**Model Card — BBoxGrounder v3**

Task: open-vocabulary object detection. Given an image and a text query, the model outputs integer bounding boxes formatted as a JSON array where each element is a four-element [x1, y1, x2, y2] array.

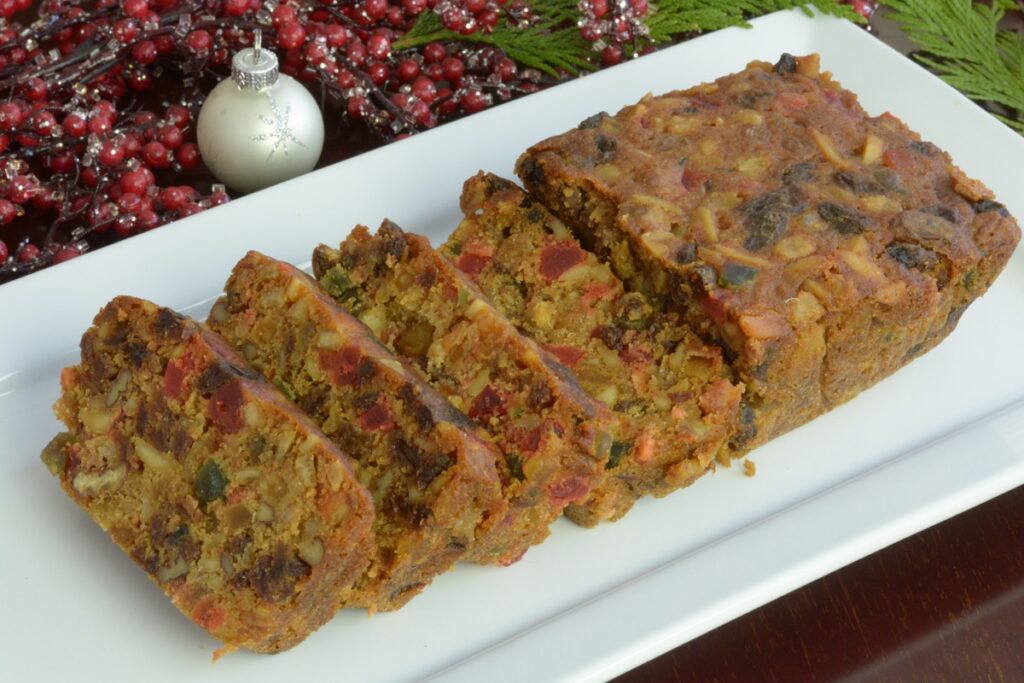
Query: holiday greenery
[[881, 0, 1024, 133], [0, 0, 1020, 282]]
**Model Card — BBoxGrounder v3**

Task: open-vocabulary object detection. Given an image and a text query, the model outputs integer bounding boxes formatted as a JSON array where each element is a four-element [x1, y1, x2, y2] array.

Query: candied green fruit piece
[[195, 459, 229, 504]]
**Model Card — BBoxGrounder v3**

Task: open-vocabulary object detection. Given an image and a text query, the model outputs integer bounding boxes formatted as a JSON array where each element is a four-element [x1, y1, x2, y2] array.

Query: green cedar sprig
[[881, 0, 1024, 133], [393, 1, 863, 77]]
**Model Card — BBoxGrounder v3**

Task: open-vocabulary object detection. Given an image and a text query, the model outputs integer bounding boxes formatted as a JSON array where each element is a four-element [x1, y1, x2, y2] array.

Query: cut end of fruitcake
[[48, 296, 375, 652]]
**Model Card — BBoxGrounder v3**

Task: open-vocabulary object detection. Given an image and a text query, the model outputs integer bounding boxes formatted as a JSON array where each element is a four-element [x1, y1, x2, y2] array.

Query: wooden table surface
[[613, 484, 1024, 682]]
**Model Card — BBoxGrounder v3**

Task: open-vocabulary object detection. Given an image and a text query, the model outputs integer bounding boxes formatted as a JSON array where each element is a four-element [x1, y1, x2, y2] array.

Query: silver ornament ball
[[197, 36, 324, 194]]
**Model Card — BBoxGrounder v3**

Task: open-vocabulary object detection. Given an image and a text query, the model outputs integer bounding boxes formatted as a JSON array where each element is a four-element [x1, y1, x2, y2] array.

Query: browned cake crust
[[45, 296, 375, 653], [448, 173, 742, 525], [313, 222, 615, 564], [517, 53, 1021, 453], [207, 252, 506, 609]]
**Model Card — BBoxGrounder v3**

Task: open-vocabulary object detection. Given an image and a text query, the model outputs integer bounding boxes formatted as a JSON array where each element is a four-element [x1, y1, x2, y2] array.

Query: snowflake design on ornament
[[251, 91, 306, 161]]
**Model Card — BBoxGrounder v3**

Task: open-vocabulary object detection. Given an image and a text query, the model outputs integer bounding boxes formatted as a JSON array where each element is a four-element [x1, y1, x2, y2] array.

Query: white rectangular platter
[[2, 9, 1024, 683]]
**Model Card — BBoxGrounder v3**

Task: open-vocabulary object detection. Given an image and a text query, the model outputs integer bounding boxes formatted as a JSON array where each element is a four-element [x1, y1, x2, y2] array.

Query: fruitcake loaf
[[44, 296, 375, 653], [313, 222, 615, 564], [208, 251, 506, 608], [447, 173, 743, 526], [518, 53, 1021, 453]]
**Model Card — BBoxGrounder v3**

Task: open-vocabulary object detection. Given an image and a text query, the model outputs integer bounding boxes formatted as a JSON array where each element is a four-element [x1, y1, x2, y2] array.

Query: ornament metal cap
[[231, 30, 278, 91]]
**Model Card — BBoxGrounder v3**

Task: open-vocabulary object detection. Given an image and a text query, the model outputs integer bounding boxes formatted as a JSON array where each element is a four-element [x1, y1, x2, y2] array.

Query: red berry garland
[[0, 0, 876, 283]]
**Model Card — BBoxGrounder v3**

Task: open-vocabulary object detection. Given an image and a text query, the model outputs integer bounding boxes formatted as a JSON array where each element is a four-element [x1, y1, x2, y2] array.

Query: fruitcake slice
[[45, 296, 375, 653], [208, 251, 506, 607], [447, 173, 743, 526], [313, 222, 614, 564], [518, 54, 1021, 455]]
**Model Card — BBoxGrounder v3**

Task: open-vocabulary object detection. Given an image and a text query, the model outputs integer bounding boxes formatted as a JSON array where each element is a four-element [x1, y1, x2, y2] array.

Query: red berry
[[143, 141, 171, 167], [477, 9, 498, 31], [424, 63, 443, 82], [0, 133, 7, 154], [132, 40, 158, 64], [22, 77, 47, 101], [589, 0, 607, 18], [347, 95, 368, 120], [160, 186, 190, 211], [122, 0, 149, 19], [137, 209, 161, 231], [460, 89, 487, 113], [88, 115, 112, 136], [367, 62, 389, 86], [120, 169, 151, 195], [0, 239, 8, 262], [336, 69, 356, 89], [494, 57, 516, 82], [165, 104, 190, 129], [49, 152, 76, 173], [325, 23, 348, 48], [345, 40, 367, 66], [0, 102, 23, 130], [0, 198, 16, 224], [223, 0, 249, 16], [155, 35, 175, 54], [122, 133, 142, 158], [364, 0, 387, 20], [272, 4, 297, 28], [397, 58, 420, 82], [32, 110, 57, 136], [99, 141, 125, 167], [113, 214, 137, 237], [178, 202, 202, 218], [601, 44, 622, 66], [208, 188, 230, 206], [303, 40, 328, 65], [442, 56, 464, 82], [186, 30, 212, 56], [7, 175, 37, 204], [411, 76, 436, 104], [403, 0, 426, 13], [81, 168, 99, 188], [367, 32, 391, 60], [423, 42, 446, 64], [113, 18, 139, 43], [52, 246, 81, 264], [580, 23, 602, 42], [133, 110, 157, 126], [18, 243, 40, 263], [117, 191, 142, 215], [157, 124, 183, 150], [630, 0, 647, 15], [176, 143, 200, 169], [466, 0, 487, 11], [277, 22, 306, 50]]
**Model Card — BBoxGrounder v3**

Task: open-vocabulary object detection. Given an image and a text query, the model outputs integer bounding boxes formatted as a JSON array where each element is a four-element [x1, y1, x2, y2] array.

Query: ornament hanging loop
[[231, 30, 278, 91]]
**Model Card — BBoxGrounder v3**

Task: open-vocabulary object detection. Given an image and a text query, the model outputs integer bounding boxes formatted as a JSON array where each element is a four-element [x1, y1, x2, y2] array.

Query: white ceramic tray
[[2, 9, 1023, 683]]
